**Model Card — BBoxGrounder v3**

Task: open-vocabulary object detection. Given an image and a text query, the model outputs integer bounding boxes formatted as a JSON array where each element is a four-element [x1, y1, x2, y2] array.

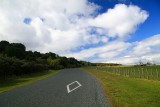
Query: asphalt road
[[0, 68, 110, 107]]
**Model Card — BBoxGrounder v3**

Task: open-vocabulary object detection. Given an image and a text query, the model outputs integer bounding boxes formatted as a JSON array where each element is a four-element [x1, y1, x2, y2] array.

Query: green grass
[[84, 68, 160, 107], [0, 70, 59, 93]]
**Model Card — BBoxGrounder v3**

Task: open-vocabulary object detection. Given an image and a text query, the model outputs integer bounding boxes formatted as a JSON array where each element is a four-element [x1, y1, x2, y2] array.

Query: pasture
[[84, 67, 160, 107], [96, 65, 160, 81]]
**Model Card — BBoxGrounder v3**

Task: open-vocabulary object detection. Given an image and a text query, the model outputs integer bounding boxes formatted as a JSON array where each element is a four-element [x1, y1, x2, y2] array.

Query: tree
[[0, 40, 89, 79], [11, 43, 26, 52], [41, 52, 57, 59], [34, 51, 41, 58], [59, 57, 68, 68], [5, 45, 25, 59], [25, 51, 36, 61], [0, 40, 10, 53]]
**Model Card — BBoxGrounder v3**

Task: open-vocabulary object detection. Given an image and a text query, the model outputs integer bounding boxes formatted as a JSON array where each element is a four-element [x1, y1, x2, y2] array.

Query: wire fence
[[93, 66, 160, 81]]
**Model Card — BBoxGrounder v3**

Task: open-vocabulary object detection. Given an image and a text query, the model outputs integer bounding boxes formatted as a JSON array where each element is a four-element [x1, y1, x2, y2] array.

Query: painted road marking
[[67, 81, 82, 93]]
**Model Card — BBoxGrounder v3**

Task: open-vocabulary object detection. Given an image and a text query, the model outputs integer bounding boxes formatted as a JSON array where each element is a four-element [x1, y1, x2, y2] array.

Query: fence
[[95, 66, 160, 81]]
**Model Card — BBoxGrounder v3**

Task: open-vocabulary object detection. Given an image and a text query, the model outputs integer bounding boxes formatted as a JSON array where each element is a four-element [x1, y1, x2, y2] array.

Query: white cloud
[[64, 41, 131, 60], [89, 4, 149, 38], [0, 1, 156, 64], [0, 0, 101, 53], [133, 34, 160, 56], [106, 34, 160, 64], [65, 34, 160, 65]]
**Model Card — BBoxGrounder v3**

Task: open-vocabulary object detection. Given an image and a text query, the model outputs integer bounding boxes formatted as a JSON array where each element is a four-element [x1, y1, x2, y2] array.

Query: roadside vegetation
[[0, 40, 90, 92], [84, 67, 160, 107], [0, 40, 89, 80], [0, 70, 59, 93]]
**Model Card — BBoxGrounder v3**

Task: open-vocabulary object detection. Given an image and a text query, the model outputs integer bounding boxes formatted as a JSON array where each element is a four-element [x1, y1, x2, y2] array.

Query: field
[[0, 70, 59, 93], [84, 67, 160, 107], [96, 66, 160, 81]]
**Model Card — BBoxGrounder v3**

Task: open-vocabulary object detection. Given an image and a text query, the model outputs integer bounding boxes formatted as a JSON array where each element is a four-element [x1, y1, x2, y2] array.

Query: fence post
[[141, 68, 144, 79], [151, 69, 153, 80], [131, 69, 133, 78], [126, 69, 127, 77], [146, 69, 148, 80], [139, 69, 141, 78], [132, 69, 133, 78], [134, 69, 136, 78], [116, 68, 117, 74], [118, 68, 119, 75], [156, 69, 159, 81], [120, 68, 122, 75]]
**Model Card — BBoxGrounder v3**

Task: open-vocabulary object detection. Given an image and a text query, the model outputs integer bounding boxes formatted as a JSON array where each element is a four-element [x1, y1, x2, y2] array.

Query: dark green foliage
[[11, 43, 26, 51], [0, 41, 26, 59], [0, 40, 10, 53], [5, 45, 25, 59], [0, 40, 87, 79], [0, 57, 23, 79], [25, 51, 36, 61]]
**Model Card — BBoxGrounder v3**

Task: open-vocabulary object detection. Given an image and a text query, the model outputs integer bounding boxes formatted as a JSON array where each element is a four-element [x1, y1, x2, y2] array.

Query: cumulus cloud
[[0, 0, 155, 64], [89, 4, 149, 37], [0, 0, 101, 53]]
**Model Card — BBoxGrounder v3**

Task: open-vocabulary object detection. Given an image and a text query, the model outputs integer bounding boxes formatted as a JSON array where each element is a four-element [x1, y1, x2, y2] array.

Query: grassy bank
[[0, 70, 59, 93], [84, 68, 160, 107]]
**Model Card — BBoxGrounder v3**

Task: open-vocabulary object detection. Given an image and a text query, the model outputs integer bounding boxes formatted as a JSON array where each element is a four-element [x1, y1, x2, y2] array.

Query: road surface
[[0, 68, 110, 107]]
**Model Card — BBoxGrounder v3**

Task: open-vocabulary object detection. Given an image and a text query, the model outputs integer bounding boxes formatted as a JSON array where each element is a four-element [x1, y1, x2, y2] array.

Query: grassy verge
[[0, 70, 59, 93], [84, 68, 160, 107]]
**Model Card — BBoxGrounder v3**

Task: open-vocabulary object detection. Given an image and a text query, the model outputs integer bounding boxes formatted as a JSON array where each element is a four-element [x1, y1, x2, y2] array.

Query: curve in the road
[[0, 68, 110, 107]]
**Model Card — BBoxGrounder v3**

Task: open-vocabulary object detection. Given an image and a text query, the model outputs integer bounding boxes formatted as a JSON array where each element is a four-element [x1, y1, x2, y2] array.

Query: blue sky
[[0, 0, 160, 64], [89, 0, 160, 42]]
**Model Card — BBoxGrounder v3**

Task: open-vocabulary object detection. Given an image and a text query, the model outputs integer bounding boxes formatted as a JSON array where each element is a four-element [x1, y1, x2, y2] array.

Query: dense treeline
[[0, 40, 89, 79], [92, 63, 122, 66]]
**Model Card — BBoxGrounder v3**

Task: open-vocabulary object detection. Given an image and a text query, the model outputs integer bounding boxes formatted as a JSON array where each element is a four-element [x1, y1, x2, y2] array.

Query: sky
[[0, 0, 160, 65]]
